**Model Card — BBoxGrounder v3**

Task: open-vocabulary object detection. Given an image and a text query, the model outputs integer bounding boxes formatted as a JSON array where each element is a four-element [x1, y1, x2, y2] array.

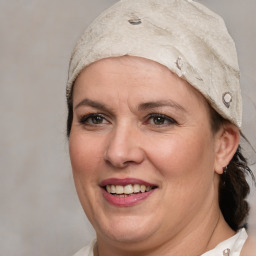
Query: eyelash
[[145, 113, 177, 126], [78, 113, 177, 127], [79, 113, 109, 125]]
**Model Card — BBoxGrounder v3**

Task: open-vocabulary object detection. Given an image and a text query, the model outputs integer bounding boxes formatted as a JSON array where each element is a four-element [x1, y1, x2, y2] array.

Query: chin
[[95, 215, 158, 244]]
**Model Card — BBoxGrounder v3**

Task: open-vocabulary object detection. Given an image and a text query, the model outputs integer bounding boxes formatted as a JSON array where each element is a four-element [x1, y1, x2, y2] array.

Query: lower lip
[[102, 188, 155, 207]]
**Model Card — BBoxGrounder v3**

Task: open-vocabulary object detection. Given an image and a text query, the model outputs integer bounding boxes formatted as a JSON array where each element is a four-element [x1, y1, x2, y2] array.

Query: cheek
[[146, 129, 215, 187], [147, 131, 216, 217], [69, 133, 104, 218], [69, 133, 103, 176], [68, 133, 105, 210]]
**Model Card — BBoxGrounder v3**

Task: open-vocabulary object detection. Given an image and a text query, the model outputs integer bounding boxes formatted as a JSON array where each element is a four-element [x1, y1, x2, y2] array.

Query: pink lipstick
[[100, 178, 157, 207]]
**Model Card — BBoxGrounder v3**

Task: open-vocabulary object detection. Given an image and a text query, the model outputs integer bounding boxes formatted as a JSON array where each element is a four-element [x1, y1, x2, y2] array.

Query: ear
[[214, 123, 240, 174]]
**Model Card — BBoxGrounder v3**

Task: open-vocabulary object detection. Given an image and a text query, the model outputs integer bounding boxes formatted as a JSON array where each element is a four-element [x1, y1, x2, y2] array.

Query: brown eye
[[147, 114, 177, 126], [80, 114, 108, 125], [152, 116, 166, 125], [90, 115, 104, 124]]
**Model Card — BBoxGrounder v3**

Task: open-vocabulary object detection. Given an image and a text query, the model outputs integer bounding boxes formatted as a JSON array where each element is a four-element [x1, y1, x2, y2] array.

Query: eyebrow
[[75, 98, 186, 113], [75, 98, 111, 112], [138, 100, 186, 113]]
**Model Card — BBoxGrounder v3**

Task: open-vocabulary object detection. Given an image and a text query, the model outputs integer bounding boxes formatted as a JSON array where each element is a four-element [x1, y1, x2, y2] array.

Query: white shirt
[[73, 229, 248, 256], [202, 228, 248, 256]]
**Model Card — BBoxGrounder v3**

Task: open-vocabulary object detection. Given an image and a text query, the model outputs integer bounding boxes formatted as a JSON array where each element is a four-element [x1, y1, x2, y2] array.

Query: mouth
[[104, 184, 157, 197], [100, 178, 158, 206]]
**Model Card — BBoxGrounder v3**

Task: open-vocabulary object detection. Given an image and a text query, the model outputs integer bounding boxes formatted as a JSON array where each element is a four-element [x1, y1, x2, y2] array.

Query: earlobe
[[214, 123, 240, 174]]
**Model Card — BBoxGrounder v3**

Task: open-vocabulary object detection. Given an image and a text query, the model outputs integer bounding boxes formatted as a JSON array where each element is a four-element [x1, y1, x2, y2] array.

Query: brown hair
[[210, 107, 255, 231], [67, 89, 255, 231]]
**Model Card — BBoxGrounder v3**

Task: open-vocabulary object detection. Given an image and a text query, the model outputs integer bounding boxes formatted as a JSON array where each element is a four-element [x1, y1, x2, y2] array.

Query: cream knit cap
[[67, 0, 242, 127]]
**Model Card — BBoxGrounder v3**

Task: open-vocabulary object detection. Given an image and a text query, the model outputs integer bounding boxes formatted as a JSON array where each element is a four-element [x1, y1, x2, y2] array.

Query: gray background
[[0, 0, 255, 255]]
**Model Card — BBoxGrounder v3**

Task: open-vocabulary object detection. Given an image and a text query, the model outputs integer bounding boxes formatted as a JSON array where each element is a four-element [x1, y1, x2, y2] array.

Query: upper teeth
[[106, 184, 153, 194]]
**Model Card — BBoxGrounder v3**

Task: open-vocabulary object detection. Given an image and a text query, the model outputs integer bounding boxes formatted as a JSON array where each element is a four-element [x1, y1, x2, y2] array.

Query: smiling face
[[69, 56, 224, 251]]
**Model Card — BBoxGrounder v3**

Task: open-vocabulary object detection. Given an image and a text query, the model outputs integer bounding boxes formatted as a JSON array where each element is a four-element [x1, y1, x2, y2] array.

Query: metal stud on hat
[[67, 0, 242, 128], [223, 92, 232, 108], [128, 14, 142, 25], [176, 57, 183, 71]]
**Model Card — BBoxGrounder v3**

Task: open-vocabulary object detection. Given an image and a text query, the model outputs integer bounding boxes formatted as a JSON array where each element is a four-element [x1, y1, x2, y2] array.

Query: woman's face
[[69, 56, 221, 247]]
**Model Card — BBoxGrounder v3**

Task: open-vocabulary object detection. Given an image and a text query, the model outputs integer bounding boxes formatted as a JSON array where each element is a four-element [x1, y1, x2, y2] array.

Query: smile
[[105, 184, 155, 196], [100, 178, 158, 206]]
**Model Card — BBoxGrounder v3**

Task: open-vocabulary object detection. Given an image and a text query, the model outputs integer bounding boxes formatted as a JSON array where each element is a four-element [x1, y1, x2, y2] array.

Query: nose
[[104, 124, 145, 168]]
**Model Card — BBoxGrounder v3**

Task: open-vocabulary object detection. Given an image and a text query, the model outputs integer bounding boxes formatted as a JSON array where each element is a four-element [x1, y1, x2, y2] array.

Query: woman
[[66, 0, 255, 255]]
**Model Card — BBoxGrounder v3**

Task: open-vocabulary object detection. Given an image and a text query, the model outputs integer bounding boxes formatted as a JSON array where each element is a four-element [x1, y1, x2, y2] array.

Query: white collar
[[201, 228, 248, 256]]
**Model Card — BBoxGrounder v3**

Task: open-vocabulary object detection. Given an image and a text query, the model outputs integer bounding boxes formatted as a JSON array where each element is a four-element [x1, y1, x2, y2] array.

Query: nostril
[[103, 130, 145, 167], [104, 157, 130, 168]]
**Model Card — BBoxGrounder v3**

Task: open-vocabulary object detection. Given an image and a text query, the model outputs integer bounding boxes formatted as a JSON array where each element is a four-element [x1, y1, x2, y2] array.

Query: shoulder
[[240, 235, 256, 256]]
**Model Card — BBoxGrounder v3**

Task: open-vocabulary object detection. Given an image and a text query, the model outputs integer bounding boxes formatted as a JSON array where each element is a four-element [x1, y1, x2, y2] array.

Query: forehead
[[73, 56, 209, 111], [77, 56, 171, 83]]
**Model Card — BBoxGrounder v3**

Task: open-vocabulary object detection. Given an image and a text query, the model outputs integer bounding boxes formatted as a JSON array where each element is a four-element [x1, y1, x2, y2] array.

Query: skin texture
[[69, 56, 240, 256]]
